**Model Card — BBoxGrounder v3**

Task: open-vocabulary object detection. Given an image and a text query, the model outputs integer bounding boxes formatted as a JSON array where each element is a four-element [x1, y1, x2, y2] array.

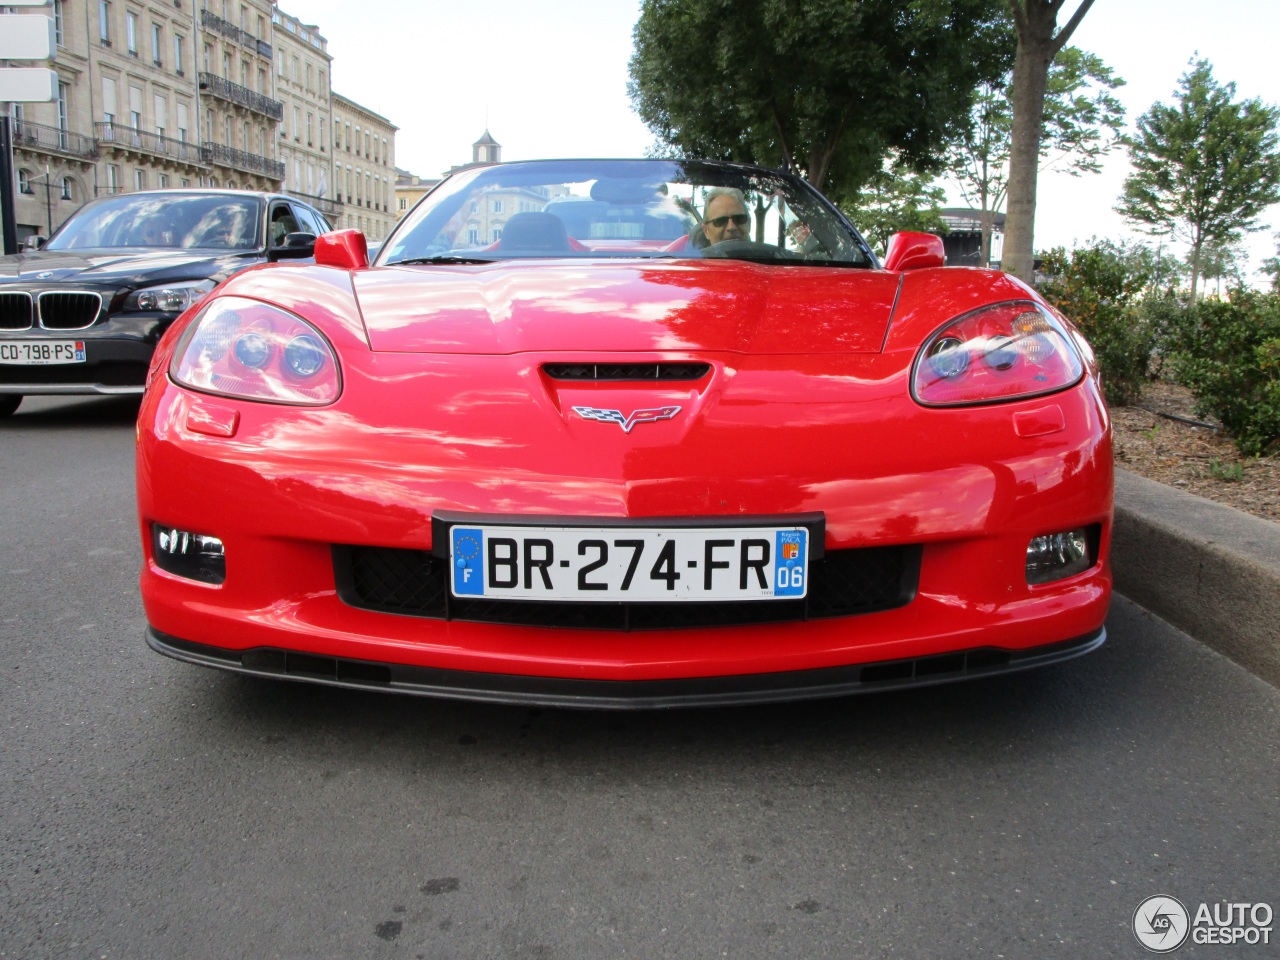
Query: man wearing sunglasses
[[700, 187, 752, 245]]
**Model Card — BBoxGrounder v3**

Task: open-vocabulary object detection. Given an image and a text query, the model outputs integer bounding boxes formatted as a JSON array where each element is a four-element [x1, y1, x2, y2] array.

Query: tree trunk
[[1003, 0, 1095, 283], [1004, 38, 1051, 281]]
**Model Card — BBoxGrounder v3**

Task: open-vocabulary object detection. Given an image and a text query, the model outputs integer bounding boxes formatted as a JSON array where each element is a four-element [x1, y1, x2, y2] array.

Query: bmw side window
[[292, 205, 326, 237]]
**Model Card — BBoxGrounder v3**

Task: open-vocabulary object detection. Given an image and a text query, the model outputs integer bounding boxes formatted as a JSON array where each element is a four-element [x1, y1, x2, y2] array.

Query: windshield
[[379, 159, 874, 268], [47, 194, 263, 251]]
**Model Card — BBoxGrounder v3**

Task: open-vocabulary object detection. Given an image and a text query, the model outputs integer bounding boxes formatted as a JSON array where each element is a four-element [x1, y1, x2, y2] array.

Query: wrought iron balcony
[[200, 10, 272, 59], [201, 142, 285, 180], [95, 123, 206, 165], [13, 119, 98, 160], [198, 72, 284, 121]]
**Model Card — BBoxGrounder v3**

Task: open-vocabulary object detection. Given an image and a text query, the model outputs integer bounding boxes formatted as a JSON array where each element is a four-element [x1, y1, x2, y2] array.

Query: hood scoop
[[542, 362, 712, 381]]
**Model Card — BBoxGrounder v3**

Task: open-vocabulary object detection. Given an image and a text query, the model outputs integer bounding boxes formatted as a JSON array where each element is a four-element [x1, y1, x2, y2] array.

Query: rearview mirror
[[883, 232, 945, 272], [268, 231, 317, 261], [314, 229, 370, 270]]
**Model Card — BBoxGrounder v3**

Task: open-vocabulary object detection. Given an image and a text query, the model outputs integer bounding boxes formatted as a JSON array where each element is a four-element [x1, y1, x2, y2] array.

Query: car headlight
[[169, 296, 341, 405], [124, 279, 217, 314], [911, 302, 1085, 406]]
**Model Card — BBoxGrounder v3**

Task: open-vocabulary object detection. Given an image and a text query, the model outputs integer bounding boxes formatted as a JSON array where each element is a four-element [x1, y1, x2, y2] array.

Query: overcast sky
[[300, 0, 1280, 282]]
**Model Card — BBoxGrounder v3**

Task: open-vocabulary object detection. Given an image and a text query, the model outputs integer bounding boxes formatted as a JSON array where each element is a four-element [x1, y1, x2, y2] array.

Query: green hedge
[[1038, 242, 1157, 406], [1159, 291, 1280, 456]]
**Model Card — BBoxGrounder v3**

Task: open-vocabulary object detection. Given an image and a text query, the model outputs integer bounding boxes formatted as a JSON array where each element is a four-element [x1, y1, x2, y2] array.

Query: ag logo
[[1134, 895, 1190, 953], [572, 405, 681, 433]]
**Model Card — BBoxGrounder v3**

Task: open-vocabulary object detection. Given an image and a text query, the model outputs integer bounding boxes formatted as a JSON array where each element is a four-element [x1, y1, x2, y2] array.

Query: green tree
[[948, 45, 1124, 267], [833, 160, 948, 253], [628, 0, 1012, 198], [1002, 0, 1097, 283], [1038, 238, 1157, 405], [1262, 233, 1280, 291], [1117, 59, 1280, 300], [1196, 242, 1246, 298]]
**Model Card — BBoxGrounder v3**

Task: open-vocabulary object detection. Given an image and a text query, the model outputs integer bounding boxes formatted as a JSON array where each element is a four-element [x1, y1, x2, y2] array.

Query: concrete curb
[[1112, 468, 1280, 687]]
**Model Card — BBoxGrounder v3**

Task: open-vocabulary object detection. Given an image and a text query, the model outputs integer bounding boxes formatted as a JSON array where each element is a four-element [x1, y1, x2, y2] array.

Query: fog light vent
[[1026, 527, 1093, 585], [153, 524, 226, 584]]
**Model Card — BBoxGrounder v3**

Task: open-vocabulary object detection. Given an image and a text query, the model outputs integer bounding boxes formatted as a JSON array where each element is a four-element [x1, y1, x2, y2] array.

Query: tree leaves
[[628, 0, 1013, 198], [1116, 59, 1280, 298]]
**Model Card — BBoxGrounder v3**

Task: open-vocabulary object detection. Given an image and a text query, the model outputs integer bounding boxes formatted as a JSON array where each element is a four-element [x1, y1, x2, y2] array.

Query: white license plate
[[0, 340, 86, 365], [449, 524, 809, 601]]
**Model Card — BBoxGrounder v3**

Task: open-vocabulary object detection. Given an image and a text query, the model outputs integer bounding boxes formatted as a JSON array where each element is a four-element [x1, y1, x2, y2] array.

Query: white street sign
[[0, 14, 55, 59], [0, 67, 58, 102]]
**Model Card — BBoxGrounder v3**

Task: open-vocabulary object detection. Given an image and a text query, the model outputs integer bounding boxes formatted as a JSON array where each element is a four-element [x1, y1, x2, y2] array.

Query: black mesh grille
[[38, 292, 102, 330], [0, 293, 33, 330], [334, 544, 920, 631], [543, 362, 711, 381]]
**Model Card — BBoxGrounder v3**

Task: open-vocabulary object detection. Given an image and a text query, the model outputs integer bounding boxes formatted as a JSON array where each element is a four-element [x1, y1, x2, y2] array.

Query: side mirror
[[314, 229, 370, 270], [883, 232, 945, 272], [22, 235, 47, 252], [268, 231, 317, 261]]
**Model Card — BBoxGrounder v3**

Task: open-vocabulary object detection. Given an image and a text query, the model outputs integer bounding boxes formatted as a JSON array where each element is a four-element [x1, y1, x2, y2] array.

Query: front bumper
[[147, 626, 1106, 709], [0, 314, 169, 394]]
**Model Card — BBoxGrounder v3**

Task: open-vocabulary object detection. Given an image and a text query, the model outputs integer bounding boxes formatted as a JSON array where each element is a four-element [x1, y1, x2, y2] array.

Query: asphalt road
[[2, 395, 1277, 959]]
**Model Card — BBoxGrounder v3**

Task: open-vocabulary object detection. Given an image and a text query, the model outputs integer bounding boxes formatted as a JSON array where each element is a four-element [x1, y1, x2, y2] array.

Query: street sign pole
[[1, 2, 58, 254], [1, 111, 17, 255]]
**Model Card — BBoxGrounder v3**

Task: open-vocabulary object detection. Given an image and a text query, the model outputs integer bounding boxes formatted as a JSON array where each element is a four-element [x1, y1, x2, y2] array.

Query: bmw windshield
[[379, 159, 875, 268], [46, 193, 263, 251]]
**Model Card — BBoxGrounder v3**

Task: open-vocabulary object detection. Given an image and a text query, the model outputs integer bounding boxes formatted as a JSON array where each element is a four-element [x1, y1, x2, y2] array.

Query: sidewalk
[[1112, 468, 1280, 687]]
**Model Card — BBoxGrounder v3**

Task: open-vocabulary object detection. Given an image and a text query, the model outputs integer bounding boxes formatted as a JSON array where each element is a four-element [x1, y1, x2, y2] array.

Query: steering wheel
[[700, 240, 795, 261]]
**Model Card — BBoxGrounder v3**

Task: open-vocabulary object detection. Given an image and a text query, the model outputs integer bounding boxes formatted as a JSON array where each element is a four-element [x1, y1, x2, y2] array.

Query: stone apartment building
[[7, 0, 395, 242], [330, 93, 396, 240]]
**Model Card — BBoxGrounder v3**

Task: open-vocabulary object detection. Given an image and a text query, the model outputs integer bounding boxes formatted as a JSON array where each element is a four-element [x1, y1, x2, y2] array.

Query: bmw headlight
[[124, 279, 217, 314]]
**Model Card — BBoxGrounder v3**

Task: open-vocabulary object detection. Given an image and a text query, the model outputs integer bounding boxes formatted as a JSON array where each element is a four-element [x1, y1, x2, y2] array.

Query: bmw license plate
[[0, 341, 86, 365], [447, 523, 810, 601]]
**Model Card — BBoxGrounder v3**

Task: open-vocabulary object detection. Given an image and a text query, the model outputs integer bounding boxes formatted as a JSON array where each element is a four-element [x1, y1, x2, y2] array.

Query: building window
[[158, 173, 169, 188], [57, 83, 69, 148], [54, 0, 65, 46], [151, 23, 161, 65], [18, 169, 33, 195], [126, 11, 137, 55], [61, 177, 73, 201], [492, 200, 503, 214], [173, 34, 184, 74], [101, 77, 116, 126], [135, 169, 145, 191], [99, 1, 111, 44], [398, 197, 406, 211], [107, 164, 120, 193]]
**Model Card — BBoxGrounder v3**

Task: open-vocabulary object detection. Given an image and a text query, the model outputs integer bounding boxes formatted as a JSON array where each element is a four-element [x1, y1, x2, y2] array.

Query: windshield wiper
[[386, 255, 497, 266]]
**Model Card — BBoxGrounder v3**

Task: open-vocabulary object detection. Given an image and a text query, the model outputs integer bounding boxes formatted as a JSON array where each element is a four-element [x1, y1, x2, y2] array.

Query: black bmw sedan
[[0, 189, 333, 416]]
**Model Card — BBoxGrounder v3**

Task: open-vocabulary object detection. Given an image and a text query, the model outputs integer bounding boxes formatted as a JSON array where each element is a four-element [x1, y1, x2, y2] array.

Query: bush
[[1038, 241, 1157, 406], [1160, 290, 1280, 456]]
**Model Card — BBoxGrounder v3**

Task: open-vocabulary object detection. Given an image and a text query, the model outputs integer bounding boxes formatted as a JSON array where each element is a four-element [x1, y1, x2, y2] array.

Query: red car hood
[[352, 260, 901, 355]]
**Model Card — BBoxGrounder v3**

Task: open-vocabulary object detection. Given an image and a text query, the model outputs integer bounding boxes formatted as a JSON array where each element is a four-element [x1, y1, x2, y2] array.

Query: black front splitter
[[146, 626, 1106, 710]]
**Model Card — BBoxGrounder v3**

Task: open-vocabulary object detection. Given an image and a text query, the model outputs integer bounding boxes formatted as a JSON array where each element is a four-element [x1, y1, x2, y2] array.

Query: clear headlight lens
[[912, 302, 1085, 406], [124, 279, 217, 314], [170, 296, 341, 405]]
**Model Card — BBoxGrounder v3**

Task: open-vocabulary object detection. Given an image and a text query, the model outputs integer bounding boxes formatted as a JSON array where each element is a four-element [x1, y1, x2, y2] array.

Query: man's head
[[701, 188, 750, 245]]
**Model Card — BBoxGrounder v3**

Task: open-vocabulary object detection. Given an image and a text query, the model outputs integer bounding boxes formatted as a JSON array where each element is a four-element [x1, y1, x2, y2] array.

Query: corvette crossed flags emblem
[[571, 405, 682, 433]]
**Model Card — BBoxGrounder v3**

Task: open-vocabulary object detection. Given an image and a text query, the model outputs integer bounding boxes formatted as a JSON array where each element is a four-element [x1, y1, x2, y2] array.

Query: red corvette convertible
[[136, 158, 1112, 708]]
